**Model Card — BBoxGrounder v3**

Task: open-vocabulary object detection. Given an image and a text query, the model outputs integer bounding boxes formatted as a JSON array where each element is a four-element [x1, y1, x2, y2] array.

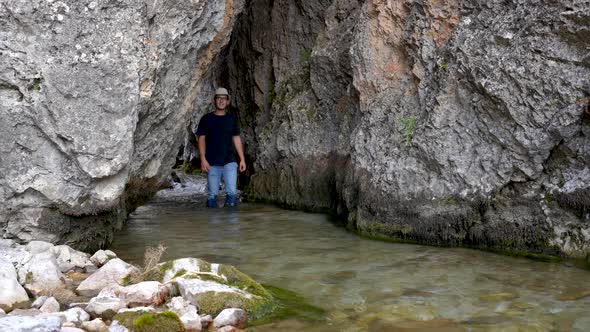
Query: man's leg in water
[[207, 166, 223, 208], [223, 162, 238, 207]]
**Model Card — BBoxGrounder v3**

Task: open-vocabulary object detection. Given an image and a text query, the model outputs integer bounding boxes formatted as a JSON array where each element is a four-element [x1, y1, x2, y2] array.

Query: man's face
[[215, 95, 229, 110]]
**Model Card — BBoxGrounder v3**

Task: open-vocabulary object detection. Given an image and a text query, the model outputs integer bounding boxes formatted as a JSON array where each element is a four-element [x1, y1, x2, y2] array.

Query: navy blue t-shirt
[[195, 112, 240, 166]]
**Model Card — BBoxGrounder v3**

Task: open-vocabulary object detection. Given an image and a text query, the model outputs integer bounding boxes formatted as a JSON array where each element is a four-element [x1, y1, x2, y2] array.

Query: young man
[[196, 88, 246, 208]]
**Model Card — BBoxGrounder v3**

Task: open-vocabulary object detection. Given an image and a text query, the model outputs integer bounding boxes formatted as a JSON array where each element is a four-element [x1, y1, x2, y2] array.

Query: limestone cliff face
[[225, 0, 590, 257], [1, 0, 588, 257], [0, 0, 244, 250]]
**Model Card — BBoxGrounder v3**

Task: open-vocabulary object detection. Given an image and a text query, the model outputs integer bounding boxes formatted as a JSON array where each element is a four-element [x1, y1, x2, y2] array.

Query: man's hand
[[201, 159, 211, 173], [239, 159, 246, 172]]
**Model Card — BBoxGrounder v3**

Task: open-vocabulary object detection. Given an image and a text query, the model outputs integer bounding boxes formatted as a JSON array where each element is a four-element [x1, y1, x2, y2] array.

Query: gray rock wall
[[226, 0, 590, 257], [0, 0, 587, 258], [0, 0, 244, 250]]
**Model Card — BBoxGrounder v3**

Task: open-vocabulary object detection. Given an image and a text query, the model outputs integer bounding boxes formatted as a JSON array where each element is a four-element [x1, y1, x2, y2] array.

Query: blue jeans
[[207, 162, 238, 200]]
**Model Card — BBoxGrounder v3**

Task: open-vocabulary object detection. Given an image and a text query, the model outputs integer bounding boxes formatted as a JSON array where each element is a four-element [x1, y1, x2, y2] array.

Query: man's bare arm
[[233, 136, 246, 172], [198, 135, 210, 172]]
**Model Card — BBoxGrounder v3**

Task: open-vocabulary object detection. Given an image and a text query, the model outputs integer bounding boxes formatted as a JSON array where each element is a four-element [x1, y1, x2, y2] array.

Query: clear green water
[[110, 200, 590, 331]]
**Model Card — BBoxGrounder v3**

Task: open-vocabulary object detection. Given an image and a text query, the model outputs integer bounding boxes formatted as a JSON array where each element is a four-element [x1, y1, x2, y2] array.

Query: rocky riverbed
[[0, 239, 274, 331]]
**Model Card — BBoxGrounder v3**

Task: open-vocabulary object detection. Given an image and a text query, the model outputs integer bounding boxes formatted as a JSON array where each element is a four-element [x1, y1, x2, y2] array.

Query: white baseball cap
[[215, 87, 229, 96]]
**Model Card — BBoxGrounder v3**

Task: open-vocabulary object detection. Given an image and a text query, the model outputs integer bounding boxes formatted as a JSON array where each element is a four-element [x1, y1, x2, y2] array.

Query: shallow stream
[[110, 186, 590, 331]]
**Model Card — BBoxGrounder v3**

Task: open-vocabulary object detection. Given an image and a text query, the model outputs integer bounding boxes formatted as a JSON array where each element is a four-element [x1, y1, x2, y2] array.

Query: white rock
[[120, 281, 168, 307], [25, 241, 54, 255], [62, 322, 76, 327], [0, 245, 28, 272], [167, 297, 201, 331], [51, 245, 94, 273], [0, 260, 29, 312], [0, 240, 15, 247], [85, 295, 125, 320], [17, 252, 65, 296], [40, 297, 60, 313], [62, 307, 90, 325], [89, 250, 116, 267], [76, 259, 138, 297], [0, 315, 61, 332], [108, 320, 129, 332], [213, 308, 247, 329], [0, 308, 4, 315], [0, 259, 18, 280], [81, 318, 108, 332], [176, 278, 250, 307], [31, 296, 48, 309], [84, 285, 125, 319]]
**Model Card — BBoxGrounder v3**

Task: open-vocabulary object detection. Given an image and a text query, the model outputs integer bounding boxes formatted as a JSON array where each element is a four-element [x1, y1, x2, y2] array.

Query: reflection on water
[[110, 200, 590, 331]]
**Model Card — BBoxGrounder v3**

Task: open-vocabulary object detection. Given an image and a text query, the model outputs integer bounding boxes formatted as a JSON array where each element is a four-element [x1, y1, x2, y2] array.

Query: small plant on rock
[[127, 244, 167, 284], [400, 116, 417, 146], [300, 49, 312, 65]]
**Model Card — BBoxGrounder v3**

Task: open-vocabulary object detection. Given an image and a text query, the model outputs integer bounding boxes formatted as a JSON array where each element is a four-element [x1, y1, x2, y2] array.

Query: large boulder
[[76, 259, 138, 297], [0, 260, 29, 312]]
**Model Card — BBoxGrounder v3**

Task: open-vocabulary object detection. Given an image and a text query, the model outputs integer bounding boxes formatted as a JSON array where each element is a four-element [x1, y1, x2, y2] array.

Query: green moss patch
[[121, 274, 134, 286], [114, 311, 183, 332], [196, 291, 277, 322], [218, 265, 271, 298], [249, 284, 326, 326], [172, 268, 187, 279]]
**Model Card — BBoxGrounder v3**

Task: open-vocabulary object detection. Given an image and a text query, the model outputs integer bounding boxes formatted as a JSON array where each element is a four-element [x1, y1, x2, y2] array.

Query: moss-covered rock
[[195, 290, 277, 321], [113, 310, 184, 332], [157, 258, 213, 283]]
